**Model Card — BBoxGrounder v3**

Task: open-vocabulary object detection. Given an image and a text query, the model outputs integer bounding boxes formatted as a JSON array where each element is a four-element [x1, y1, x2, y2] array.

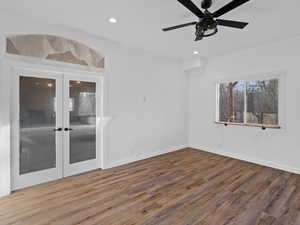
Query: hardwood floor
[[1, 148, 300, 225]]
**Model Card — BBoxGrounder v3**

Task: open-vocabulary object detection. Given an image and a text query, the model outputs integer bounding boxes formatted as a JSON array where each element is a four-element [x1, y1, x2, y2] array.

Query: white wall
[[0, 59, 11, 197], [0, 11, 188, 197], [188, 36, 300, 174], [105, 45, 188, 167]]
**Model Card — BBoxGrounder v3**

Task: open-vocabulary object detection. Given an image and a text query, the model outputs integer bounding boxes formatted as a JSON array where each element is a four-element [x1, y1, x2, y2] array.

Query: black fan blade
[[216, 19, 248, 29], [213, 0, 250, 18], [177, 0, 205, 18], [162, 22, 197, 32]]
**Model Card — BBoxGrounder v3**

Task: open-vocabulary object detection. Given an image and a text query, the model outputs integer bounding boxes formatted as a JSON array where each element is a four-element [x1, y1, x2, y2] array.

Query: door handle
[[64, 128, 73, 131], [53, 128, 62, 132]]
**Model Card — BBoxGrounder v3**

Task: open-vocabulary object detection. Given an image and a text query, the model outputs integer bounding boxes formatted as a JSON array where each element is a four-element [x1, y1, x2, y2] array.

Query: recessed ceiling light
[[109, 17, 118, 24], [193, 51, 199, 55]]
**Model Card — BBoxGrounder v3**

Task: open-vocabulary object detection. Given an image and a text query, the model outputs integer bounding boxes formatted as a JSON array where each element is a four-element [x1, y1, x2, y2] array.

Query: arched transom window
[[6, 34, 104, 68]]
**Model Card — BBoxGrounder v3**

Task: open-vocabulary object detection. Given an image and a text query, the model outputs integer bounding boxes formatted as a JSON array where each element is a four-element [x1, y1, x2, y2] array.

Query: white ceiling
[[2, 0, 300, 60]]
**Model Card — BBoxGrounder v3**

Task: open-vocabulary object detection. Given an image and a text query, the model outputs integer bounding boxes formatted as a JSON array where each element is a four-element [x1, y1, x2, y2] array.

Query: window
[[217, 78, 280, 128]]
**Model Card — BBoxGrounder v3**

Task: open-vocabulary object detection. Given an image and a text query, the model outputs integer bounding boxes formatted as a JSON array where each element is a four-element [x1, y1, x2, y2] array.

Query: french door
[[63, 74, 101, 177], [12, 69, 102, 190]]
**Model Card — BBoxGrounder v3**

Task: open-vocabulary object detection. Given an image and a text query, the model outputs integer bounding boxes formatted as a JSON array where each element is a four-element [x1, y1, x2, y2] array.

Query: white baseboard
[[104, 144, 188, 169], [0, 191, 10, 198], [190, 144, 300, 175]]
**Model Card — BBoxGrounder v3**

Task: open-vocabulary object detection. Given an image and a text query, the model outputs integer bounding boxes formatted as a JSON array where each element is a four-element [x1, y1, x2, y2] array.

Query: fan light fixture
[[195, 18, 218, 41]]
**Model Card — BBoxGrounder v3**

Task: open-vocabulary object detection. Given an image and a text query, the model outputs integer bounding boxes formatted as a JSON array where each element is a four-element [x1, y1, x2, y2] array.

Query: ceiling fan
[[162, 0, 250, 41]]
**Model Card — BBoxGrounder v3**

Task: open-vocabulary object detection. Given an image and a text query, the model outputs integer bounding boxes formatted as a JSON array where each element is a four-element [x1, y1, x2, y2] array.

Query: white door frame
[[10, 61, 104, 190]]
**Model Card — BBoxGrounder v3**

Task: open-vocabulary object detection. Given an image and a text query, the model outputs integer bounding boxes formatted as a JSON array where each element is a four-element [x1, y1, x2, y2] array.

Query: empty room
[[0, 0, 299, 224]]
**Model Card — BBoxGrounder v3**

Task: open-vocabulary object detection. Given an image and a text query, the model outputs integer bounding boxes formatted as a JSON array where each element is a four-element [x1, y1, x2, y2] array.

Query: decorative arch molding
[[6, 34, 104, 68]]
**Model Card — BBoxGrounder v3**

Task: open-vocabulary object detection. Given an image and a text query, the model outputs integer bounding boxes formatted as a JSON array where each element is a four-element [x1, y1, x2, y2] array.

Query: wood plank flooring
[[1, 148, 300, 225]]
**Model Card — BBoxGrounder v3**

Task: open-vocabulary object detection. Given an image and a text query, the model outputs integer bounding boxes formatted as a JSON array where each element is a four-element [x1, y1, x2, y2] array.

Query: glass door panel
[[20, 77, 57, 174], [69, 80, 96, 164]]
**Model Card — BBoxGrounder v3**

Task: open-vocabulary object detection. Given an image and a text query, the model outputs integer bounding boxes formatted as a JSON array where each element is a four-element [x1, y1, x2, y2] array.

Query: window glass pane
[[219, 81, 245, 123], [246, 79, 278, 125]]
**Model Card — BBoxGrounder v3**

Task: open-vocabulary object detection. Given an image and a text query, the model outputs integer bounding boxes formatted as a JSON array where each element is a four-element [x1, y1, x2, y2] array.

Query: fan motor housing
[[198, 17, 217, 30]]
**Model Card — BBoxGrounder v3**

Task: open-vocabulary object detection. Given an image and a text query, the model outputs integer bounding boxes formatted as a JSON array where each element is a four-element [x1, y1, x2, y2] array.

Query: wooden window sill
[[214, 121, 281, 129]]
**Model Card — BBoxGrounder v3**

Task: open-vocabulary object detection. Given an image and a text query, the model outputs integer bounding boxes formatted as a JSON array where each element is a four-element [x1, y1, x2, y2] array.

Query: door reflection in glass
[[20, 77, 56, 174], [69, 81, 96, 164]]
